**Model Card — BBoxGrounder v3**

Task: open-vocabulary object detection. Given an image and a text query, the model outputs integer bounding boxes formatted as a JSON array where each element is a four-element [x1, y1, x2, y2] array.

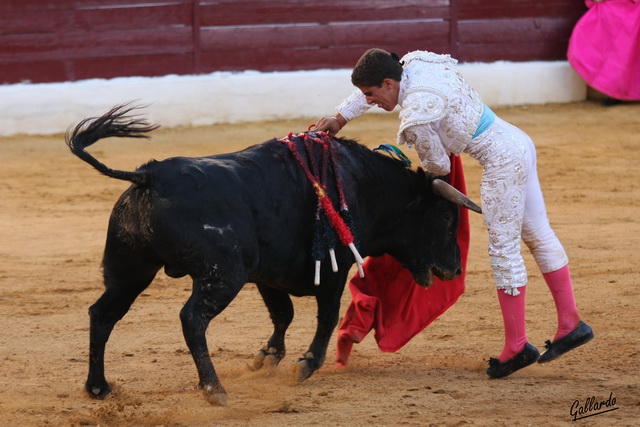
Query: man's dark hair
[[351, 48, 404, 87]]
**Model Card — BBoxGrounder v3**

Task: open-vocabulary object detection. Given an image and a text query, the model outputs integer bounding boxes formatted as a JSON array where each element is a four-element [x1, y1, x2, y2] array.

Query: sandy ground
[[1, 101, 639, 426]]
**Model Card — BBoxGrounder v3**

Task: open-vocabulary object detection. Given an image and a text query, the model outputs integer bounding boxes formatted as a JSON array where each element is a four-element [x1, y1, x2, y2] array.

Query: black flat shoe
[[486, 343, 540, 379], [538, 320, 594, 363]]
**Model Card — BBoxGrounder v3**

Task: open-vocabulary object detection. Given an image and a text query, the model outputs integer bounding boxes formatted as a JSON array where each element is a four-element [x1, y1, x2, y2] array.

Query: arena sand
[[1, 101, 639, 426]]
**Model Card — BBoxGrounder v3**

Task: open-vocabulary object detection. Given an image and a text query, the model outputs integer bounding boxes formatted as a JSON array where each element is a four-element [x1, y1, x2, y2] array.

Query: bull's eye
[[441, 211, 455, 235]]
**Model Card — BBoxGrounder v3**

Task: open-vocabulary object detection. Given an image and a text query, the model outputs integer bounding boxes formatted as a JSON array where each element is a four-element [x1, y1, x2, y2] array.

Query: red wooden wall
[[0, 0, 587, 85]]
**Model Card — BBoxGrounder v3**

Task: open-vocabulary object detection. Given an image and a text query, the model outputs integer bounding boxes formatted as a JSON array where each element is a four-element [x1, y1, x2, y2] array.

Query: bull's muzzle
[[415, 265, 462, 288]]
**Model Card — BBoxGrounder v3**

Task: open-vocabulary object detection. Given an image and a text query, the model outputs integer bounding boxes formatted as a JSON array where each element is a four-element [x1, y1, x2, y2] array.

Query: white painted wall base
[[0, 61, 586, 136]]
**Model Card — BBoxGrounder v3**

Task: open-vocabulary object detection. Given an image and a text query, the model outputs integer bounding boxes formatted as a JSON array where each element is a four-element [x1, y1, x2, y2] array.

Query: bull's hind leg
[[180, 274, 245, 406], [86, 261, 159, 399], [252, 284, 294, 370]]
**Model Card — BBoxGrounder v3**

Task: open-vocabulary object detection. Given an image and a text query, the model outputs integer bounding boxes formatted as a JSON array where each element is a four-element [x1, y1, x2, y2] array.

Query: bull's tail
[[65, 103, 159, 185]]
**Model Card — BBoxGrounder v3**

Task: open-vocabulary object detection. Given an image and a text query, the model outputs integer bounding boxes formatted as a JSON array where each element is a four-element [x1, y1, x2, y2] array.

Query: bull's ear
[[432, 179, 482, 214]]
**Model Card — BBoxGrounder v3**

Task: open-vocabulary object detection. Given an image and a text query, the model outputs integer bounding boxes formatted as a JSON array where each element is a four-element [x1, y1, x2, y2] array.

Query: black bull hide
[[66, 104, 478, 406]]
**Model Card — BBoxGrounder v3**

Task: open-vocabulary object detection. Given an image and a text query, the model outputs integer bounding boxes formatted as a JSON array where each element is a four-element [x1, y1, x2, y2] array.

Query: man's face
[[358, 78, 400, 111]]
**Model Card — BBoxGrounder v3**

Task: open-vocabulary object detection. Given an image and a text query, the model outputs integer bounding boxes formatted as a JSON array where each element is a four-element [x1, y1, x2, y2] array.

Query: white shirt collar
[[398, 69, 408, 107]]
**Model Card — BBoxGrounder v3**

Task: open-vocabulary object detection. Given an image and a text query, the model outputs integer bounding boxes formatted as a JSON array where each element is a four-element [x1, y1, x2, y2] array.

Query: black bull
[[66, 104, 481, 406]]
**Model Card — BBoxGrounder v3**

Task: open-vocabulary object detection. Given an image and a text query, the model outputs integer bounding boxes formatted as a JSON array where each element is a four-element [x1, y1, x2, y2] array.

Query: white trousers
[[466, 117, 568, 295]]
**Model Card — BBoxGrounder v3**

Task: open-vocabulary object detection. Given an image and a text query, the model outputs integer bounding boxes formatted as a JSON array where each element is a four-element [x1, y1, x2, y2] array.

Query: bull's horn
[[432, 179, 482, 214]]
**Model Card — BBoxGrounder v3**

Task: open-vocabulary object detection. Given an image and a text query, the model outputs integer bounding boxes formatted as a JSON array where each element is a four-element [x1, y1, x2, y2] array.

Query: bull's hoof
[[293, 352, 315, 382], [263, 354, 280, 367], [251, 347, 282, 371], [201, 383, 228, 406], [85, 380, 111, 400]]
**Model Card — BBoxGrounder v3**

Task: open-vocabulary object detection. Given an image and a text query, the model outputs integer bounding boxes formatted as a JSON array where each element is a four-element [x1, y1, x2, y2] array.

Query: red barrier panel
[[0, 0, 586, 84]]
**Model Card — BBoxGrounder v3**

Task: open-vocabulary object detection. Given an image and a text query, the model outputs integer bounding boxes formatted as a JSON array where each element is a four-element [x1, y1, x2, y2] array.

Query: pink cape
[[336, 154, 470, 361], [567, 0, 640, 100]]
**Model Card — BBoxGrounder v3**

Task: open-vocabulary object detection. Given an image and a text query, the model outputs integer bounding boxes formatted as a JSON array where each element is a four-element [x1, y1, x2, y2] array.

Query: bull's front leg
[[293, 279, 345, 382]]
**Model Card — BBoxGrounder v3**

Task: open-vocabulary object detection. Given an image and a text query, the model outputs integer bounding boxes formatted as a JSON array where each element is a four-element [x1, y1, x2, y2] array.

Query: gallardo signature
[[570, 392, 619, 421]]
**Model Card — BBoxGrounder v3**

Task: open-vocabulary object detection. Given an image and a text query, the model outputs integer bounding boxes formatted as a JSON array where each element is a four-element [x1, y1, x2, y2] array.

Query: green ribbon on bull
[[373, 144, 412, 167]]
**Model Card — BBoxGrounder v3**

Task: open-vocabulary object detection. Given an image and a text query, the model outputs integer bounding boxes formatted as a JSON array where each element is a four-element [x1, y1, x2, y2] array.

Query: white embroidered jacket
[[336, 51, 484, 175]]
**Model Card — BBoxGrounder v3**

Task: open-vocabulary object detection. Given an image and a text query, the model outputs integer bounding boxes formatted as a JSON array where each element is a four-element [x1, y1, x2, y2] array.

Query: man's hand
[[314, 115, 346, 135]]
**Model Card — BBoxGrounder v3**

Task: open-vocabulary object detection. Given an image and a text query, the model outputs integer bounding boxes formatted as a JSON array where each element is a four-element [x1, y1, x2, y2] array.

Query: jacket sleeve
[[336, 90, 373, 122], [402, 124, 451, 176]]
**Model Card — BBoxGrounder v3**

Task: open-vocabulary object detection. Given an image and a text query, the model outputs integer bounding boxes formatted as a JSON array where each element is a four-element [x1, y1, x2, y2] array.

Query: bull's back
[[110, 142, 319, 285], [144, 142, 313, 226]]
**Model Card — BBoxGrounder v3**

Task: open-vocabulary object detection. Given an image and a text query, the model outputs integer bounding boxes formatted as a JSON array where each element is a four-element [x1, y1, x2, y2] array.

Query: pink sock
[[335, 333, 354, 368], [543, 265, 581, 341], [497, 286, 529, 361]]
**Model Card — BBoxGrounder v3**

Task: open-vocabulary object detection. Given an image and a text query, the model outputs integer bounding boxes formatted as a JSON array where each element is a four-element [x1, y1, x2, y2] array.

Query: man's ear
[[382, 78, 394, 88]]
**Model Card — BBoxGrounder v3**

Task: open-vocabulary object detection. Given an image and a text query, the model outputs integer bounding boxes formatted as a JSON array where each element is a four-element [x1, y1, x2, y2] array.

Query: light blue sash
[[472, 104, 496, 138]]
